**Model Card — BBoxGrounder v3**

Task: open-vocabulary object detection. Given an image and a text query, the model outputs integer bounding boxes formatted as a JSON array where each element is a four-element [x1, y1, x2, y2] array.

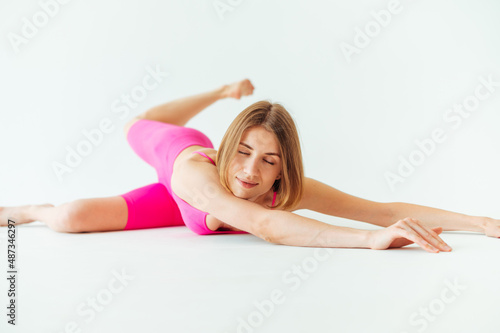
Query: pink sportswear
[[120, 119, 276, 235]]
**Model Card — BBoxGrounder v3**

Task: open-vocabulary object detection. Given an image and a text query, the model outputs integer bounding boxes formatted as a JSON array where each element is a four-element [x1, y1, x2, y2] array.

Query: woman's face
[[227, 126, 282, 202]]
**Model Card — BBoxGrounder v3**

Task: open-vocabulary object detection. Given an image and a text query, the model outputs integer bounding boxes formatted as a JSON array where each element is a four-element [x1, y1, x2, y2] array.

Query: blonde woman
[[1, 79, 497, 252]]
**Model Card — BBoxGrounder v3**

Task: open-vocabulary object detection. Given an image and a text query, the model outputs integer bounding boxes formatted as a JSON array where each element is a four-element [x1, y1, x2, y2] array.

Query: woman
[[1, 79, 498, 252]]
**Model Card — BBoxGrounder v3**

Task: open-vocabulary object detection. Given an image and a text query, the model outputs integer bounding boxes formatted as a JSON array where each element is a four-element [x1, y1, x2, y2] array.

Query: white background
[[1, 1, 499, 332], [1, 0, 499, 218]]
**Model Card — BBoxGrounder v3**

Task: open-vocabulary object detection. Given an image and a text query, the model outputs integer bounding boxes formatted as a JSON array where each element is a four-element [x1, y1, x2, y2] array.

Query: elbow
[[253, 211, 279, 244], [260, 231, 276, 244]]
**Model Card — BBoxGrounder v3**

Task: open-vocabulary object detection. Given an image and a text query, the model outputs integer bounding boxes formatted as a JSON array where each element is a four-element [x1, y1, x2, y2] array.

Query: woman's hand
[[368, 217, 452, 253], [482, 217, 500, 238]]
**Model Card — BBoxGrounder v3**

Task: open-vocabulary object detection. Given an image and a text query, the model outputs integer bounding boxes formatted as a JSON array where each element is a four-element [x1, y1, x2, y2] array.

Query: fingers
[[396, 227, 438, 253], [395, 218, 452, 253], [409, 221, 451, 252]]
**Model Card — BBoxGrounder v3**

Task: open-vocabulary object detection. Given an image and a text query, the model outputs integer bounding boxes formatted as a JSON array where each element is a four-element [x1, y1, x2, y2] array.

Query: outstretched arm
[[299, 177, 491, 234], [386, 202, 485, 233], [296, 177, 394, 227], [175, 161, 451, 252], [263, 211, 451, 253]]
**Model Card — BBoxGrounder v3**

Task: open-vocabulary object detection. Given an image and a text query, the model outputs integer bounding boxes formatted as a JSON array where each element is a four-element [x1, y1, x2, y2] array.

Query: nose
[[243, 157, 259, 179]]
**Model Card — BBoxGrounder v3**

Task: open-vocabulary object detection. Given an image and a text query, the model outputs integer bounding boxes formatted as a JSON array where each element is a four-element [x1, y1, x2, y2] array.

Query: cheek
[[265, 168, 279, 181], [231, 158, 244, 171], [228, 162, 239, 178]]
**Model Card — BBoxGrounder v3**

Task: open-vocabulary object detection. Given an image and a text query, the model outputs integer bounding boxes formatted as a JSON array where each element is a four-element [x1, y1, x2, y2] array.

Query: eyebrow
[[239, 142, 281, 157]]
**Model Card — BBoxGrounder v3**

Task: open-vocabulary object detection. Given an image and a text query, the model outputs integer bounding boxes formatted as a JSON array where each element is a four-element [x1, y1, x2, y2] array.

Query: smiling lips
[[237, 178, 258, 188]]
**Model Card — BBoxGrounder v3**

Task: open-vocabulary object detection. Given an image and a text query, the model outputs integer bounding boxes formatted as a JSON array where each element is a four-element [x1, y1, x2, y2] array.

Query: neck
[[246, 189, 274, 206]]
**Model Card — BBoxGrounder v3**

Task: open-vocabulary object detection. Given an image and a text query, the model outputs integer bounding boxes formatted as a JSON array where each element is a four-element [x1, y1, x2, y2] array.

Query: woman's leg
[[125, 109, 219, 189], [120, 183, 184, 230], [0, 183, 184, 233], [132, 78, 254, 127], [0, 196, 127, 233], [0, 80, 254, 233], [0, 80, 256, 232]]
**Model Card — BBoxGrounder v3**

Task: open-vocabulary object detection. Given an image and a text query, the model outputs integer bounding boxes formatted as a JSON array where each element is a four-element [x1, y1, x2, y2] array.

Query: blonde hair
[[216, 100, 304, 211]]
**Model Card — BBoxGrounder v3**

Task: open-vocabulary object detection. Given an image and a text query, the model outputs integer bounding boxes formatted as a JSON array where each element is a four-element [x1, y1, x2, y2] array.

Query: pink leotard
[[173, 151, 277, 234], [120, 119, 276, 235]]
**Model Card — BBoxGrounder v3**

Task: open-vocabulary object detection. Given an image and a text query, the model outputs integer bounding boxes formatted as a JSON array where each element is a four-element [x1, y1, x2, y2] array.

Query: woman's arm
[[296, 177, 394, 227], [263, 212, 451, 252], [298, 177, 488, 234], [261, 210, 371, 248], [386, 202, 485, 232], [174, 160, 450, 251]]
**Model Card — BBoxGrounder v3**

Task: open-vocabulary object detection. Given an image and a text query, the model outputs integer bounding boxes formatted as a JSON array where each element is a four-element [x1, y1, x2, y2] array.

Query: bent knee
[[53, 202, 88, 233], [123, 117, 141, 137]]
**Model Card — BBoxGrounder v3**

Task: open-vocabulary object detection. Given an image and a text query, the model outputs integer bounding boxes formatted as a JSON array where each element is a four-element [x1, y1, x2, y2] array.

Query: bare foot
[[221, 79, 255, 100], [0, 204, 54, 226]]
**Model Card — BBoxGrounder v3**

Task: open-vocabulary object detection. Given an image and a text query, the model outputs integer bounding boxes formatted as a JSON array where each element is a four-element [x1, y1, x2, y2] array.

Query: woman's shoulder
[[190, 147, 218, 164], [171, 146, 220, 208], [172, 145, 218, 196], [175, 145, 217, 166]]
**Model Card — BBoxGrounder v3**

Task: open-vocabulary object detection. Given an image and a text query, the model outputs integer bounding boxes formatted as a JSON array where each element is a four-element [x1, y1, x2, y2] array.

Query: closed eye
[[238, 151, 274, 165]]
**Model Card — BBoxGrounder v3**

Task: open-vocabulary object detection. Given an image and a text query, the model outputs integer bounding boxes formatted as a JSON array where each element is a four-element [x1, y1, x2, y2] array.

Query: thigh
[[125, 119, 214, 191], [120, 183, 185, 230], [64, 195, 129, 232]]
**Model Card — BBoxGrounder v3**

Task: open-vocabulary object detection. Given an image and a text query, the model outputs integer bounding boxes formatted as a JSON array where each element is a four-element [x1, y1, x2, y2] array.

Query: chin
[[230, 182, 254, 199]]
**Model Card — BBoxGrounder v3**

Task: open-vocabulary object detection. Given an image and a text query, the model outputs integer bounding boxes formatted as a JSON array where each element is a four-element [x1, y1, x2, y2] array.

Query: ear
[[275, 173, 281, 180]]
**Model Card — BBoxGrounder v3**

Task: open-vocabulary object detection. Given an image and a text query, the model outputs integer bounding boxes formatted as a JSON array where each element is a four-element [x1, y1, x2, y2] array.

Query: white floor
[[1, 217, 499, 333]]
